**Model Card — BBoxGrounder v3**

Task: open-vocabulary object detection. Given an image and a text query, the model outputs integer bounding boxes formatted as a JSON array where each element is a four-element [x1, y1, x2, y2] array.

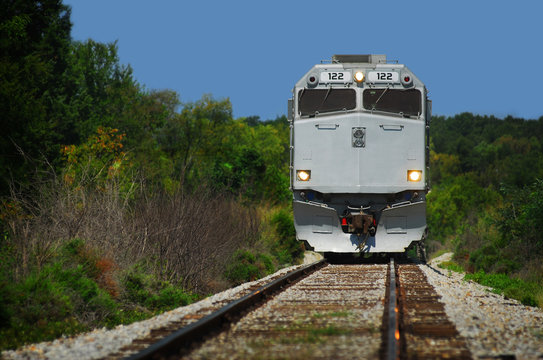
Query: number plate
[[320, 71, 352, 83], [368, 71, 399, 83]]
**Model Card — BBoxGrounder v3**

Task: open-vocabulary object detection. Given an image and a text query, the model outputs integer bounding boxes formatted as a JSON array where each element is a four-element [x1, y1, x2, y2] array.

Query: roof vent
[[332, 54, 387, 64]]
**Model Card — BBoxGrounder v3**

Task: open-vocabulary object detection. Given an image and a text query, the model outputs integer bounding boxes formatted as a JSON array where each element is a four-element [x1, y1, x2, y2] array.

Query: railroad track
[[113, 258, 472, 360], [388, 260, 472, 359]]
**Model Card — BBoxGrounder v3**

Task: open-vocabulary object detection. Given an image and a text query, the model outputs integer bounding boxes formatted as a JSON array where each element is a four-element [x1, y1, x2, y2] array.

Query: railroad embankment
[[3, 253, 543, 359]]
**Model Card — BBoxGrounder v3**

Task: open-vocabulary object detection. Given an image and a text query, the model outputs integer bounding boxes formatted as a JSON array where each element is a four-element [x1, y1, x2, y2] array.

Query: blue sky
[[66, 0, 543, 121]]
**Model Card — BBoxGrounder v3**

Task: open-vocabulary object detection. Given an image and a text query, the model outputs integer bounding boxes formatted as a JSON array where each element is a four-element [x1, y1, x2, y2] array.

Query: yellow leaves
[[90, 127, 125, 154], [60, 127, 130, 186]]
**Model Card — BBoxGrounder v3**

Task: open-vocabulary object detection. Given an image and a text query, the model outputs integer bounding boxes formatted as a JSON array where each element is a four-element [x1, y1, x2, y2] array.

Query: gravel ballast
[[422, 253, 543, 360]]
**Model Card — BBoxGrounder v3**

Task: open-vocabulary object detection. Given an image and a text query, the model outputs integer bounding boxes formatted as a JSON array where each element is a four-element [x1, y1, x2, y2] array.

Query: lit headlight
[[407, 170, 422, 182], [296, 170, 311, 181], [354, 71, 365, 83]]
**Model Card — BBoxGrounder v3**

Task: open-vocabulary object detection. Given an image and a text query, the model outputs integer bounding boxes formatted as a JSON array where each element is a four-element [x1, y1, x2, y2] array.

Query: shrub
[[0, 240, 117, 350], [224, 250, 275, 285], [270, 208, 304, 265], [120, 265, 198, 312], [0, 237, 203, 351]]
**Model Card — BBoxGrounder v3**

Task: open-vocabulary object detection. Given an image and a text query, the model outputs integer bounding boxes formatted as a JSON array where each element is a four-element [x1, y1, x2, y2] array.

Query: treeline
[[0, 0, 291, 201], [0, 0, 300, 350], [428, 113, 543, 305]]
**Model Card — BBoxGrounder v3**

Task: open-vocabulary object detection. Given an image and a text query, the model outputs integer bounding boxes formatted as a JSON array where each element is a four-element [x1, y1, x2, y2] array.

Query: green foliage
[[270, 208, 304, 265], [0, 238, 197, 351], [222, 205, 308, 287], [0, 239, 111, 349], [428, 113, 543, 310], [121, 265, 198, 311], [429, 150, 462, 184], [156, 94, 233, 188], [437, 259, 542, 307], [66, 39, 140, 142], [465, 271, 540, 307], [156, 102, 291, 202], [61, 126, 132, 188], [1, 1, 305, 351], [0, 0, 73, 194], [209, 145, 266, 198], [498, 180, 543, 253], [467, 245, 521, 274], [438, 260, 464, 274], [224, 250, 275, 285], [427, 173, 499, 241], [430, 114, 543, 188]]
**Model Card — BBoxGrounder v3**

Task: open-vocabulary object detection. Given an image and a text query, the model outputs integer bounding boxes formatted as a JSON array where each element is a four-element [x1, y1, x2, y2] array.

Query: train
[[288, 54, 430, 259]]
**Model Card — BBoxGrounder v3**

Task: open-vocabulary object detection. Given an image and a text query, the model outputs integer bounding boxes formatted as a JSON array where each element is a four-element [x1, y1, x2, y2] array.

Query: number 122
[[328, 73, 344, 80], [376, 72, 393, 80]]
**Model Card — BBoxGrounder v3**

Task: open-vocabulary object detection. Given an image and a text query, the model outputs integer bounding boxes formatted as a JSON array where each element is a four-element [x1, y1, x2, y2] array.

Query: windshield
[[363, 88, 421, 116], [298, 88, 356, 116]]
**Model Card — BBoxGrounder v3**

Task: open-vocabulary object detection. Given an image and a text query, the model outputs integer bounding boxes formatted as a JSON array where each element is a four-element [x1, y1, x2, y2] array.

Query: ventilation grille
[[332, 54, 386, 64]]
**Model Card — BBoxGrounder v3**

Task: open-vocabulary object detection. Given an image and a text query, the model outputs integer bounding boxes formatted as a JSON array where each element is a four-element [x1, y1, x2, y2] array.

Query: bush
[[270, 208, 304, 265], [0, 237, 203, 351], [0, 239, 117, 350], [121, 265, 198, 312], [467, 245, 520, 274], [224, 250, 275, 285]]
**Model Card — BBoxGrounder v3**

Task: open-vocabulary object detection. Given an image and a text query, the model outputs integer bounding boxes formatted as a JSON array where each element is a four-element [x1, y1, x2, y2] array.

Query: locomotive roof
[[332, 54, 387, 64]]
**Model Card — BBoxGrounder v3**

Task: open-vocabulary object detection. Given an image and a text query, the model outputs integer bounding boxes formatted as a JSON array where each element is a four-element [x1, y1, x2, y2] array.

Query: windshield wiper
[[316, 87, 332, 114], [372, 86, 389, 109]]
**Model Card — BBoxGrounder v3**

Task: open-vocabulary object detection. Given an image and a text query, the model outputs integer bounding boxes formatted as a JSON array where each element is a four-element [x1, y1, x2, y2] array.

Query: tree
[[0, 0, 72, 194], [157, 94, 233, 187]]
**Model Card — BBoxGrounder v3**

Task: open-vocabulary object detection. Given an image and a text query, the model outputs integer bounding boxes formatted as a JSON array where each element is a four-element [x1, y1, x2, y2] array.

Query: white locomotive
[[289, 55, 430, 257]]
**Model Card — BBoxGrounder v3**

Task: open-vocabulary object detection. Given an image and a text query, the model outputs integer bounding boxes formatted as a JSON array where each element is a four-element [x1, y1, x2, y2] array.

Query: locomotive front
[[289, 54, 430, 255]]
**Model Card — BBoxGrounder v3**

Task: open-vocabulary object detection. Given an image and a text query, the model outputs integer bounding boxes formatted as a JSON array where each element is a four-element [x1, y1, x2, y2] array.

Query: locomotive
[[288, 54, 430, 258]]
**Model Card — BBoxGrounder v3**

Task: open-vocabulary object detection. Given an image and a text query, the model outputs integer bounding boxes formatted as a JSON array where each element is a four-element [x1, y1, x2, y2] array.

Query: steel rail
[[386, 257, 400, 360], [126, 259, 327, 360]]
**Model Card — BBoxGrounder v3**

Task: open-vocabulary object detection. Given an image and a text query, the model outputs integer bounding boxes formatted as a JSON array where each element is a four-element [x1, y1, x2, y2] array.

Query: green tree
[[0, 0, 72, 194], [156, 94, 233, 187], [65, 39, 137, 142]]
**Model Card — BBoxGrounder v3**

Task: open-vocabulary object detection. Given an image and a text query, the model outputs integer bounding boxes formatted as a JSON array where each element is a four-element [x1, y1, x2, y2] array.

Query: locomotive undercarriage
[[292, 190, 426, 254]]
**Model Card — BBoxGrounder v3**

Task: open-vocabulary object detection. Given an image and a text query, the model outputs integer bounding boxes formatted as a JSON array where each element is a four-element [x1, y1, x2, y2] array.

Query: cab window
[[298, 88, 356, 116], [363, 88, 421, 116]]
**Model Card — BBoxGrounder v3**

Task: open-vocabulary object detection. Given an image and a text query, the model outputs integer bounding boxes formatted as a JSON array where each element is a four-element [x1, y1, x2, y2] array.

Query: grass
[[437, 258, 543, 308], [438, 260, 464, 274], [464, 271, 541, 307]]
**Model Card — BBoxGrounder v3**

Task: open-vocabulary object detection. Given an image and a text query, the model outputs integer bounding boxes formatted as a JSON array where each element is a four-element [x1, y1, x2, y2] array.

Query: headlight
[[407, 170, 422, 182], [354, 71, 365, 83], [296, 170, 311, 181]]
